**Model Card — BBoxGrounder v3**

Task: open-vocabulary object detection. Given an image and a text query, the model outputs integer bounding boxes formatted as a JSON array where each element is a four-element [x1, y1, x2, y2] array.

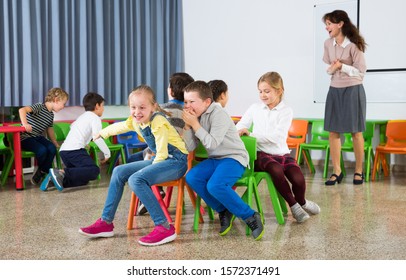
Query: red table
[[0, 125, 26, 190]]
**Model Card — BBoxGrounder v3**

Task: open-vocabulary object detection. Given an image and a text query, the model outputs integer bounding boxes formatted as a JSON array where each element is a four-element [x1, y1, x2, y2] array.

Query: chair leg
[[302, 149, 315, 174], [151, 185, 173, 223], [164, 187, 173, 208], [372, 150, 380, 181], [381, 153, 390, 176], [193, 194, 214, 232], [255, 172, 285, 225], [127, 192, 137, 230], [1, 153, 14, 186], [185, 184, 203, 223], [323, 147, 330, 178], [340, 152, 346, 177], [277, 191, 288, 215], [193, 196, 202, 232], [364, 147, 372, 182], [174, 182, 185, 234]]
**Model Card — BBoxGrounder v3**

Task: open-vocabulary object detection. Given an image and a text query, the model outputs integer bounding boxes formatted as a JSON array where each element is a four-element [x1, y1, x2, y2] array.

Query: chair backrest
[[194, 141, 208, 160], [116, 130, 146, 147], [240, 135, 257, 175], [309, 120, 329, 144], [53, 122, 71, 142], [0, 132, 8, 151], [342, 121, 375, 148], [287, 119, 308, 146], [385, 120, 406, 148], [192, 136, 257, 172], [0, 123, 7, 151], [100, 121, 115, 145]]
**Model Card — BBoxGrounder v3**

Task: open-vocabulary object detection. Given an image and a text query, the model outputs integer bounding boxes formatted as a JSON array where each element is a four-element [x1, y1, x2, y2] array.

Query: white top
[[236, 101, 292, 156], [60, 111, 110, 159]]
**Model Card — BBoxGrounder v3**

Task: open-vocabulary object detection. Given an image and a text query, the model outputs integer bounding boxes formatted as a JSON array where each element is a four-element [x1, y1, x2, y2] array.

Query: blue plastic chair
[[116, 130, 148, 161]]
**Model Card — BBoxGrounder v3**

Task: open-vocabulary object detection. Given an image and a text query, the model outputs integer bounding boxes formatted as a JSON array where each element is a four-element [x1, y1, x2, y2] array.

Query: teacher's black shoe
[[325, 172, 343, 186], [353, 172, 364, 185]]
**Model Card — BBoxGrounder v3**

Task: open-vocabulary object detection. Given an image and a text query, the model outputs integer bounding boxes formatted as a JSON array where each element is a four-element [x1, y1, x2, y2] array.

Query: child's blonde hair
[[257, 72, 285, 100], [128, 85, 171, 117], [45, 87, 69, 103]]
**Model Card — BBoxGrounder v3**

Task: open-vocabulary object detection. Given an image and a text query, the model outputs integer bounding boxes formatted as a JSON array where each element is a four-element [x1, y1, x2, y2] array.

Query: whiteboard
[[360, 0, 406, 70], [313, 1, 358, 103]]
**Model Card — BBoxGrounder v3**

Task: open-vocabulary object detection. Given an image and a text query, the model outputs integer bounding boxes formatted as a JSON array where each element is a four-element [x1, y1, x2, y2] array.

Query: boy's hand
[[93, 133, 101, 140], [182, 109, 200, 131], [22, 123, 33, 133], [99, 156, 110, 164]]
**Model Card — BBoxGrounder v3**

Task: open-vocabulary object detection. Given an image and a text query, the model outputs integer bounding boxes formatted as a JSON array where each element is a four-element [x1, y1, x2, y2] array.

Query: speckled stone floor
[[1, 166, 405, 260]]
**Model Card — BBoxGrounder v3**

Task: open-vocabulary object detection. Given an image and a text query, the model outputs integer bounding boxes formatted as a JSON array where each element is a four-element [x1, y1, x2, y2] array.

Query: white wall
[[182, 0, 406, 120]]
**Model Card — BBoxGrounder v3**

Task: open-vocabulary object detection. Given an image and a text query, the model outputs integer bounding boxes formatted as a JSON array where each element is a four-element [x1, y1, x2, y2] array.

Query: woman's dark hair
[[208, 80, 228, 102], [323, 10, 366, 52]]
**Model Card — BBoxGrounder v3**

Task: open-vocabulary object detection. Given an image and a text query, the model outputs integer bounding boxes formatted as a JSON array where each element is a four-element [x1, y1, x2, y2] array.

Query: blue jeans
[[186, 158, 254, 220], [101, 149, 187, 225], [21, 136, 56, 173]]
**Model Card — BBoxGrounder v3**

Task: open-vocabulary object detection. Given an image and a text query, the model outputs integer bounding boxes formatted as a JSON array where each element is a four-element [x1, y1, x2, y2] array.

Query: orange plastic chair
[[372, 120, 406, 181], [127, 152, 201, 234], [287, 119, 311, 169]]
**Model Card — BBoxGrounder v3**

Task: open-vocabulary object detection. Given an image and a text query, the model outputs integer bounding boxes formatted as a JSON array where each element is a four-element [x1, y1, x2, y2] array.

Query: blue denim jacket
[[139, 112, 186, 162]]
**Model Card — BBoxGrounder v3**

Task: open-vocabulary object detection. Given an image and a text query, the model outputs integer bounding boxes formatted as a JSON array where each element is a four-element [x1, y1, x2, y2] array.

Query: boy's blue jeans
[[101, 150, 187, 225], [186, 158, 254, 220], [21, 136, 56, 173]]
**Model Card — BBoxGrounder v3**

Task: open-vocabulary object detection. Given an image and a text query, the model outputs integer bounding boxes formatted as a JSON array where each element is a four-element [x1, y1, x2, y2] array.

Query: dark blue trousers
[[60, 149, 100, 188]]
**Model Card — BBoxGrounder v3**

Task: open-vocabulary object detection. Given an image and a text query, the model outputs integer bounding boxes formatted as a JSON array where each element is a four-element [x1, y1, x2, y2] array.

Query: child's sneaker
[[138, 224, 176, 246], [49, 168, 64, 191], [39, 173, 54, 191], [302, 200, 320, 215], [31, 168, 44, 185], [219, 209, 235, 236], [291, 203, 310, 223], [137, 190, 166, 215], [78, 218, 114, 238], [244, 212, 264, 241]]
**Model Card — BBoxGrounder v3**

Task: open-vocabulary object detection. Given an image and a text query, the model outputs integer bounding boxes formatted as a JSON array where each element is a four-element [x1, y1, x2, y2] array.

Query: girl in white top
[[236, 72, 320, 223]]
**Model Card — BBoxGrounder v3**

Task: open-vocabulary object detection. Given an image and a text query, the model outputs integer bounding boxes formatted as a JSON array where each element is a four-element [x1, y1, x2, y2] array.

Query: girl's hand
[[93, 133, 101, 140], [238, 128, 250, 136]]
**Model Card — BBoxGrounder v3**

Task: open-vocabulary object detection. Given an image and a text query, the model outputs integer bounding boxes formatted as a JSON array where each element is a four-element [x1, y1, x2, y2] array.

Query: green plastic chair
[[88, 121, 126, 179], [254, 172, 287, 224], [53, 122, 71, 168], [340, 122, 375, 182], [298, 120, 330, 178], [233, 136, 265, 235], [193, 136, 264, 236]]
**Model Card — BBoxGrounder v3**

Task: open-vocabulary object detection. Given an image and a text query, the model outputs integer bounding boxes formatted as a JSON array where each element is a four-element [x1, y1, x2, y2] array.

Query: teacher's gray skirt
[[324, 84, 366, 133]]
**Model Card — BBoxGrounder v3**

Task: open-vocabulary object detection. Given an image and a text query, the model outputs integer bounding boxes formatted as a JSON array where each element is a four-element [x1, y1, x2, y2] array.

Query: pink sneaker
[[138, 224, 177, 246], [78, 218, 114, 238]]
